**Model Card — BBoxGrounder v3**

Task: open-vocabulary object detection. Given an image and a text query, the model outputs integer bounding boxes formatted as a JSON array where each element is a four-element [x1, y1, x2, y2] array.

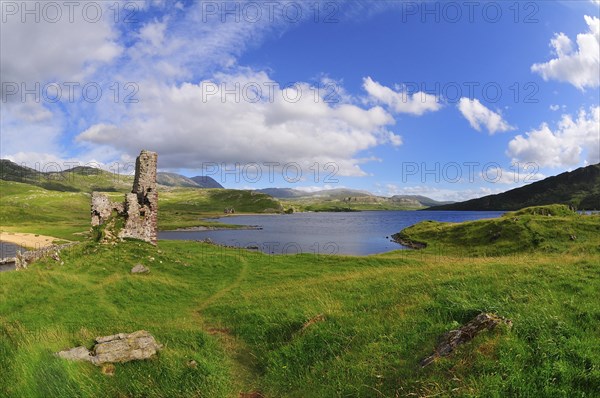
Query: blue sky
[[1, 0, 599, 201]]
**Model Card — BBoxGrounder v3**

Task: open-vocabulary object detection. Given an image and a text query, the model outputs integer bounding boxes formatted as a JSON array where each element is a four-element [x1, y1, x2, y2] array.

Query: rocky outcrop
[[91, 150, 158, 245], [390, 233, 427, 249], [420, 313, 512, 367], [56, 330, 161, 365]]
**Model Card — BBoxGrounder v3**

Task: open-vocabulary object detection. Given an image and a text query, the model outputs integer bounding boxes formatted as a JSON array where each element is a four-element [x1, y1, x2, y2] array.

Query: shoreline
[[0, 232, 62, 250], [168, 225, 263, 232], [390, 234, 427, 250]]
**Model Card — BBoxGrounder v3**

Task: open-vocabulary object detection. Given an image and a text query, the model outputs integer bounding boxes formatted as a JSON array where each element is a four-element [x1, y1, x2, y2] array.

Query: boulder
[[93, 330, 161, 364], [56, 346, 93, 362], [56, 330, 161, 366], [131, 264, 150, 274]]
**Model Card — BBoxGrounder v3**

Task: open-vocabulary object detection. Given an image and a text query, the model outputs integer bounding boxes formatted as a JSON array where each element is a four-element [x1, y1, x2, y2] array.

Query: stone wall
[[15, 243, 77, 270], [90, 150, 158, 245]]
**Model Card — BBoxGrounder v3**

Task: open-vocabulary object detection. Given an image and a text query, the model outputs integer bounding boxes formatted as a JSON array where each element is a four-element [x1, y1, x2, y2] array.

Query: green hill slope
[[393, 204, 600, 256], [0, 180, 283, 239], [0, 160, 133, 192], [157, 173, 224, 189], [428, 164, 600, 211]]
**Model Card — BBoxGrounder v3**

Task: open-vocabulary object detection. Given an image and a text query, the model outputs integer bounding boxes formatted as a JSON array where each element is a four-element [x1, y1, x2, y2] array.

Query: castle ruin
[[91, 150, 158, 245]]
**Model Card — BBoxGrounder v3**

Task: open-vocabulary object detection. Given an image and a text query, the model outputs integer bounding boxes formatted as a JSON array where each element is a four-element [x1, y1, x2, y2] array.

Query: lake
[[159, 210, 505, 255]]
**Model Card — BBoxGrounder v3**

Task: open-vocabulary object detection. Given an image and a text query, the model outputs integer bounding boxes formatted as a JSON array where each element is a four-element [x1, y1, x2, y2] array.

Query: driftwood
[[420, 312, 512, 367]]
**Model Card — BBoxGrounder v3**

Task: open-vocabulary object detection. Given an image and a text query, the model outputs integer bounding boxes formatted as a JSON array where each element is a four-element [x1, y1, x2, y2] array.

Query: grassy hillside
[[1, 207, 599, 397], [0, 181, 283, 239], [0, 160, 133, 193], [157, 173, 224, 189], [158, 188, 283, 230], [260, 189, 450, 211], [428, 163, 600, 211], [0, 180, 91, 239], [393, 205, 600, 256], [281, 196, 426, 212]]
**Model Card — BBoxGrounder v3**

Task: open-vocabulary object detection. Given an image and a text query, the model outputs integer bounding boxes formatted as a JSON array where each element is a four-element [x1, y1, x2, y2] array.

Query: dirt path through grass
[[194, 256, 262, 396]]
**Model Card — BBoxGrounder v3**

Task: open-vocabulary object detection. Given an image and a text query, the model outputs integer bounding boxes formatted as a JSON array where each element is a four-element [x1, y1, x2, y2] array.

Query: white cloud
[[457, 98, 515, 134], [0, 3, 122, 90], [379, 184, 506, 202], [479, 167, 545, 185], [293, 185, 346, 193], [531, 15, 600, 90], [76, 72, 401, 176], [507, 106, 600, 168], [362, 77, 443, 116], [550, 104, 560, 111]]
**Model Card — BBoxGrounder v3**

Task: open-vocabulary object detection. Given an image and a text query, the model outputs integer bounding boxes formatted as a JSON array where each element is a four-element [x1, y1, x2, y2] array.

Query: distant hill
[[254, 187, 450, 211], [256, 188, 450, 206], [156, 173, 223, 189], [190, 175, 223, 188], [0, 159, 132, 192], [428, 163, 600, 211], [390, 195, 454, 207], [0, 160, 225, 192], [256, 188, 375, 199], [255, 188, 306, 198]]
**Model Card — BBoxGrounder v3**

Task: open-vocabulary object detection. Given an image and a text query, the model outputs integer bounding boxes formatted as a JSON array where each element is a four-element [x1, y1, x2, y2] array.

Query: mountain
[[157, 172, 204, 188], [428, 163, 600, 211], [253, 187, 450, 211], [255, 188, 373, 199], [157, 173, 223, 188], [0, 159, 132, 192], [189, 175, 223, 188], [0, 159, 39, 181], [256, 188, 450, 207], [0, 159, 218, 192]]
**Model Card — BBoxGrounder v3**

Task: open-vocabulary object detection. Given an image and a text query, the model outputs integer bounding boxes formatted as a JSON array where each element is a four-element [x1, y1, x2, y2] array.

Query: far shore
[[170, 225, 263, 232], [0, 232, 63, 250]]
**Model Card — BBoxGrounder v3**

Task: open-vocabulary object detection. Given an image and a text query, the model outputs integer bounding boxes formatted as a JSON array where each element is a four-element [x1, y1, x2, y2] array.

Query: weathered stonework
[[91, 150, 158, 245], [91, 192, 124, 227]]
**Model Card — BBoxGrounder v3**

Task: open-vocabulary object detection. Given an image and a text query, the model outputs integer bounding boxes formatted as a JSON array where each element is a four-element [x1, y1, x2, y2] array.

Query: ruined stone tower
[[91, 150, 158, 245]]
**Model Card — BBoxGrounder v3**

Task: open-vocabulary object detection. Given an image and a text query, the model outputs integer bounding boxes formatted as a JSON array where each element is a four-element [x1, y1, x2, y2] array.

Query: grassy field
[[1, 202, 599, 397], [0, 180, 283, 240]]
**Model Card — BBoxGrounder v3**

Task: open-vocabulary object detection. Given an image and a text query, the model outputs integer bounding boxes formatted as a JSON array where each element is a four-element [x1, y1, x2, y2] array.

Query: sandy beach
[[0, 232, 62, 250]]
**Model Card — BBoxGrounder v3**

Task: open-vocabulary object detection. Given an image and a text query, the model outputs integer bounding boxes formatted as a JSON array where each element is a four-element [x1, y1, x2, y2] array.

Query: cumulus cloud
[[379, 184, 506, 202], [531, 15, 600, 90], [0, 3, 122, 90], [362, 77, 443, 116], [76, 72, 401, 176], [507, 106, 600, 167], [479, 167, 545, 185], [457, 98, 515, 134]]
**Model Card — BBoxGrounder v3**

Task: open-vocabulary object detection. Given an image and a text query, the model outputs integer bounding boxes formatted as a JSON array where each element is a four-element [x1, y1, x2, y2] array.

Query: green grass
[[0, 180, 91, 239], [0, 181, 283, 239], [1, 174, 599, 397], [0, 161, 134, 193], [281, 198, 424, 212], [393, 205, 600, 257], [158, 188, 283, 230], [1, 204, 599, 397]]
